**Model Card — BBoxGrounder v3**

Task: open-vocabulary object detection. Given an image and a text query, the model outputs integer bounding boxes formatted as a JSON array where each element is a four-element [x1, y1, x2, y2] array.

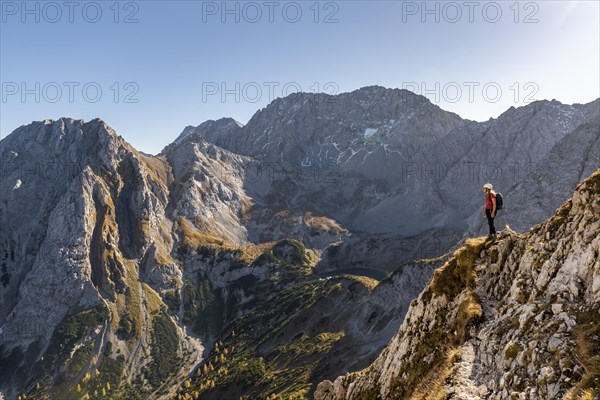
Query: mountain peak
[[164, 117, 245, 155], [0, 117, 124, 154]]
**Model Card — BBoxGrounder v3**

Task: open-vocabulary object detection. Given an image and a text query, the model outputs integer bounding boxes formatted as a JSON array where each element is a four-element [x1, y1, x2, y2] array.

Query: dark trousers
[[485, 208, 496, 235]]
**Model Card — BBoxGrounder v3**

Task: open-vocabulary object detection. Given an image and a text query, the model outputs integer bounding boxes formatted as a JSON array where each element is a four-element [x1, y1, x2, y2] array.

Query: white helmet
[[483, 183, 493, 190]]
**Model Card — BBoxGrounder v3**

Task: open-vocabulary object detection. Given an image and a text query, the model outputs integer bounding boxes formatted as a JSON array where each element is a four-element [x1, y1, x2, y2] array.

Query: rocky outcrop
[[315, 168, 600, 400]]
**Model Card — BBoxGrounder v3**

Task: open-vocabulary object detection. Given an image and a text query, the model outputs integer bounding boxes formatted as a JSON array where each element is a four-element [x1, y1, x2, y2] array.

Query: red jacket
[[485, 192, 496, 210]]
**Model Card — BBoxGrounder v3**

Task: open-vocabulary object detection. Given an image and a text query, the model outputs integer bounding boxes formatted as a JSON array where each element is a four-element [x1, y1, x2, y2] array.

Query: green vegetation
[[409, 348, 460, 400], [68, 353, 124, 399], [304, 211, 346, 236], [181, 239, 313, 339], [63, 341, 94, 381], [174, 279, 347, 400], [182, 279, 198, 325], [238, 357, 267, 385], [244, 242, 311, 291], [177, 217, 315, 278], [47, 346, 145, 400], [505, 343, 522, 360], [20, 305, 124, 399], [339, 274, 378, 290], [253, 249, 279, 266], [164, 288, 181, 312], [116, 314, 135, 339], [46, 305, 109, 365], [171, 235, 335, 399], [117, 260, 143, 340], [251, 241, 313, 285], [182, 276, 225, 338], [143, 283, 165, 313], [145, 309, 181, 388], [273, 332, 345, 363]]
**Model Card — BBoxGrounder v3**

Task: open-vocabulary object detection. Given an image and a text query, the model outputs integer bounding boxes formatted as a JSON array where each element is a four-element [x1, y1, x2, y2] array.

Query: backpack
[[495, 192, 504, 210]]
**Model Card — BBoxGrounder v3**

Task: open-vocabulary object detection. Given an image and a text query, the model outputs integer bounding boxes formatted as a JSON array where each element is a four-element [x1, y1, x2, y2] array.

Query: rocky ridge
[[315, 169, 600, 400]]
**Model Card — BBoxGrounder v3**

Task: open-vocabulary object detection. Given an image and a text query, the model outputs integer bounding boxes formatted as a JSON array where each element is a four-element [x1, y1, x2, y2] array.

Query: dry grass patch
[[178, 217, 235, 251], [143, 283, 164, 314], [429, 237, 486, 300], [237, 241, 277, 264], [566, 308, 600, 398], [304, 211, 347, 235], [137, 153, 172, 188], [341, 274, 379, 290], [409, 348, 460, 400], [240, 197, 255, 222]]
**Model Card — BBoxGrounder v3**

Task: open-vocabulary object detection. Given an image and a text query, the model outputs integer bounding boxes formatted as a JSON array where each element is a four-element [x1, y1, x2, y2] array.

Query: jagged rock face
[[165, 138, 252, 245], [0, 118, 167, 345], [175, 87, 465, 164], [0, 119, 210, 398], [493, 115, 600, 233], [314, 169, 600, 400], [175, 88, 599, 241], [171, 118, 244, 148]]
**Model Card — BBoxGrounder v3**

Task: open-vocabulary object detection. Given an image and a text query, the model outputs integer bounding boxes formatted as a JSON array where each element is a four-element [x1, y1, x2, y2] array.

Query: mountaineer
[[483, 183, 498, 241]]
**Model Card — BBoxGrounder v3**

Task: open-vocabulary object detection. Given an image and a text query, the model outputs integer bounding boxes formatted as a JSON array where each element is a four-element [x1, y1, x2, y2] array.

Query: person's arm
[[483, 195, 487, 216], [492, 196, 497, 217]]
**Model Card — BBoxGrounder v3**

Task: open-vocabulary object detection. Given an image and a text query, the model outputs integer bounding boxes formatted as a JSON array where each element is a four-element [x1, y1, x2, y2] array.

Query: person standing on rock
[[483, 183, 497, 240]]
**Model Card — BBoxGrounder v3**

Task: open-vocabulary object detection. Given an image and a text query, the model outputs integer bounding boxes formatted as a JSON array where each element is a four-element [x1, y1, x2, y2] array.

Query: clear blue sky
[[1, 0, 599, 154]]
